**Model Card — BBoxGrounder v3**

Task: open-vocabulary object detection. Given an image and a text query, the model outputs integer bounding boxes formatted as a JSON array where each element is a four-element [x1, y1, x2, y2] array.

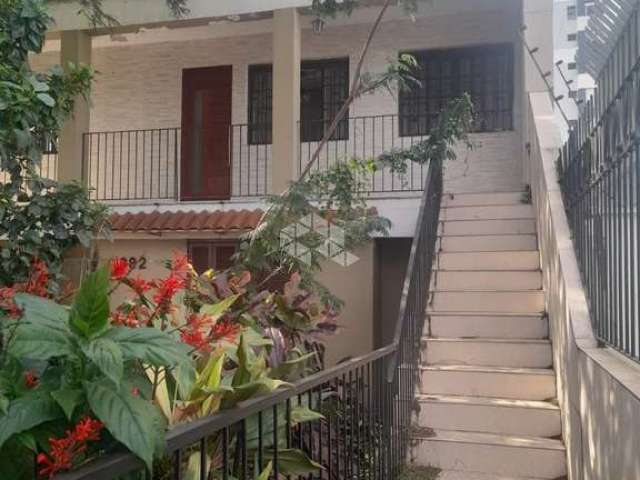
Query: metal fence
[[298, 115, 431, 193], [83, 125, 270, 201], [558, 5, 640, 362], [52, 158, 443, 480]]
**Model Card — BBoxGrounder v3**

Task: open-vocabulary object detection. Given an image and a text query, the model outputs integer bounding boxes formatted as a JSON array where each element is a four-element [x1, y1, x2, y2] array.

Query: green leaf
[[257, 461, 273, 480], [104, 327, 190, 367], [0, 395, 9, 415], [50, 388, 83, 420], [86, 379, 166, 470], [232, 334, 252, 387], [0, 394, 61, 450], [83, 338, 124, 385], [266, 449, 323, 476], [198, 294, 240, 321], [9, 322, 73, 360], [13, 293, 69, 329], [69, 267, 110, 339], [173, 361, 196, 400], [290, 405, 324, 426]]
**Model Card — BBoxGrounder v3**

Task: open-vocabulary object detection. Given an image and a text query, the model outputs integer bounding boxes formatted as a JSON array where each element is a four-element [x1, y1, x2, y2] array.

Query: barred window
[[300, 58, 349, 142], [247, 58, 350, 144], [248, 65, 273, 145], [188, 241, 237, 274], [399, 44, 514, 136]]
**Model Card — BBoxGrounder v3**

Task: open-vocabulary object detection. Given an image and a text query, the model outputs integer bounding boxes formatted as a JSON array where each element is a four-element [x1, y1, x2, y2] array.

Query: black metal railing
[[298, 115, 434, 193], [558, 5, 640, 362], [51, 159, 443, 480], [83, 125, 270, 201]]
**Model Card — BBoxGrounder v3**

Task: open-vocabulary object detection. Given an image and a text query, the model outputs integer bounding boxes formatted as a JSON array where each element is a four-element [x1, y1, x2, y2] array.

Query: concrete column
[[271, 8, 301, 194], [58, 30, 91, 183]]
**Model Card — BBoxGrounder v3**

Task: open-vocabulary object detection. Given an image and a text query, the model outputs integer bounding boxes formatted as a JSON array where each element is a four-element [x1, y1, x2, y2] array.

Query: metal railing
[[83, 125, 270, 201], [298, 115, 433, 193], [52, 158, 443, 480], [558, 4, 640, 362]]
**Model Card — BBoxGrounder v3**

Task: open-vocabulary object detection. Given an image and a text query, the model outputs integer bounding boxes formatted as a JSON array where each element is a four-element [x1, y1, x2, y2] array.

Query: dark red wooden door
[[181, 66, 232, 200]]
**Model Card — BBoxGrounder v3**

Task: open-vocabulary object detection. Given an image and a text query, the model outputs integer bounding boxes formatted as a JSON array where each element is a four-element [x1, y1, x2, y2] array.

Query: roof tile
[[110, 209, 264, 233]]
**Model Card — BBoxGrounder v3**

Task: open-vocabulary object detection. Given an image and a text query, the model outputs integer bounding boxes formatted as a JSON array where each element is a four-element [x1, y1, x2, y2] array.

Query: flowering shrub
[[0, 252, 334, 478], [36, 416, 104, 478]]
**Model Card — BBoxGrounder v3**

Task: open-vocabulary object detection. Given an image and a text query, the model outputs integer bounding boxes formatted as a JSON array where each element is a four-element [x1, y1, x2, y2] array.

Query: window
[[568, 62, 577, 70], [399, 44, 514, 135], [247, 58, 349, 144], [567, 5, 577, 19], [568, 90, 578, 99], [248, 65, 273, 145], [567, 33, 577, 41], [188, 241, 238, 274], [300, 59, 349, 142]]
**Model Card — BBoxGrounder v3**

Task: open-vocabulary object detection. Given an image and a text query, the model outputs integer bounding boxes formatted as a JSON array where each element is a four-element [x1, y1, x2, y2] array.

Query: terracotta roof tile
[[110, 209, 264, 233]]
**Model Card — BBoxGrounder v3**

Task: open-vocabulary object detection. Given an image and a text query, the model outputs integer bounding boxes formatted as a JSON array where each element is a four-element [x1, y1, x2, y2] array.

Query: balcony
[[81, 114, 430, 204]]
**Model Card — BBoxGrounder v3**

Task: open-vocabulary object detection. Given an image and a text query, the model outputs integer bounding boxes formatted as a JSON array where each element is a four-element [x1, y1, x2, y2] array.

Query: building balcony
[[81, 114, 432, 205]]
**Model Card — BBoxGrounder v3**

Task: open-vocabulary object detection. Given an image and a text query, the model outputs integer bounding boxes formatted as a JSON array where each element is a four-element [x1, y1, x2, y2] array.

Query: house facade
[[31, 0, 526, 365], [18, 0, 640, 478]]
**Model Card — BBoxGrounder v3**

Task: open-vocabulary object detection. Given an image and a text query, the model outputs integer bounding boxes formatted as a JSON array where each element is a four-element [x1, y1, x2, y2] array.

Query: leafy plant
[[0, 0, 109, 290], [0, 266, 192, 476]]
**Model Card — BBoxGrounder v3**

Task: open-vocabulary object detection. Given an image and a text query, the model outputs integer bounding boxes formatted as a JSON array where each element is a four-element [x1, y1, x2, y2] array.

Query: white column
[[271, 7, 301, 194], [58, 30, 91, 183]]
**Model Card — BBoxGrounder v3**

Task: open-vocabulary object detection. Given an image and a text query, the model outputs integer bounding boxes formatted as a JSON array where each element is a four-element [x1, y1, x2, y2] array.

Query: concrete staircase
[[409, 192, 567, 480]]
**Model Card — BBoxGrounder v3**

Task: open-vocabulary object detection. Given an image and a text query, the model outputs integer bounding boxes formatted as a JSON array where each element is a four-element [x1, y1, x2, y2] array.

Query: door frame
[[180, 65, 233, 201]]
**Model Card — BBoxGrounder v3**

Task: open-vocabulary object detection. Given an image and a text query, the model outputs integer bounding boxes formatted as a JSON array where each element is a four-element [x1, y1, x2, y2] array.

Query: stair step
[[441, 192, 527, 207], [440, 235, 537, 253], [415, 394, 561, 437], [439, 219, 536, 236], [410, 429, 566, 478], [420, 365, 556, 400], [435, 271, 542, 290], [438, 252, 540, 271], [423, 338, 552, 368], [430, 291, 544, 314], [441, 205, 535, 221], [429, 313, 548, 339]]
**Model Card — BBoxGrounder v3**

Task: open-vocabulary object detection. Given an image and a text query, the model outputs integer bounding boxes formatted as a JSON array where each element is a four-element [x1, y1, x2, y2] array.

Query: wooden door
[[181, 66, 232, 200]]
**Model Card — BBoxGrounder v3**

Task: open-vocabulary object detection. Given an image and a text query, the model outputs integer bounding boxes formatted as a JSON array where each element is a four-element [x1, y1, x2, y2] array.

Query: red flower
[[152, 274, 185, 313], [110, 258, 130, 281], [180, 329, 211, 353], [24, 371, 38, 389], [171, 251, 191, 275], [0, 287, 20, 317], [125, 276, 152, 295], [24, 260, 49, 297], [210, 319, 241, 342], [37, 416, 103, 478]]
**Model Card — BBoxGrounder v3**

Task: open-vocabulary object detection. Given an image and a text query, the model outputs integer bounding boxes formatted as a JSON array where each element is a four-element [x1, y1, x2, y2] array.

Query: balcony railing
[[558, 5, 640, 362], [298, 115, 432, 193], [83, 125, 270, 202], [50, 158, 443, 480]]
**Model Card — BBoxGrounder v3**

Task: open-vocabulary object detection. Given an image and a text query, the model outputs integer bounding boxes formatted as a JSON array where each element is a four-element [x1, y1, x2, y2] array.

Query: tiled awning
[[110, 209, 264, 233]]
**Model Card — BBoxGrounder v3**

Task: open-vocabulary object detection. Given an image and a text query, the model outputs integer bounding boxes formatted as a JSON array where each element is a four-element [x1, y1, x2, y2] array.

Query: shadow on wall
[[528, 92, 640, 480]]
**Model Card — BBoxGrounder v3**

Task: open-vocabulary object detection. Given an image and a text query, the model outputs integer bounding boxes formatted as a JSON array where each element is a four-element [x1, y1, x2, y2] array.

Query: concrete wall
[[316, 243, 376, 366], [32, 0, 525, 196], [527, 92, 640, 480]]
